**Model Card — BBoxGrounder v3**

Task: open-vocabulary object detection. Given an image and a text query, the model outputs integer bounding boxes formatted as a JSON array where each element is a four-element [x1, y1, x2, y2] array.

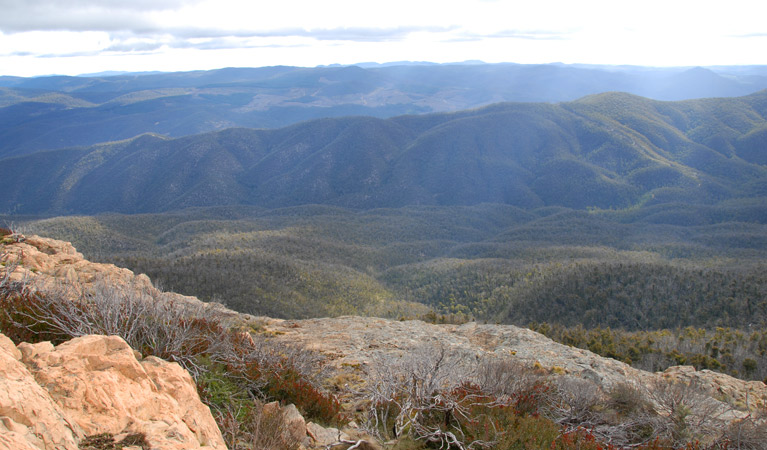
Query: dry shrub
[[212, 400, 300, 450], [644, 378, 731, 447], [547, 377, 605, 429], [78, 432, 148, 450], [0, 263, 343, 448], [608, 381, 650, 417], [364, 344, 552, 449], [118, 433, 149, 448], [718, 415, 767, 450], [364, 343, 484, 446], [476, 356, 543, 398], [0, 275, 229, 376]]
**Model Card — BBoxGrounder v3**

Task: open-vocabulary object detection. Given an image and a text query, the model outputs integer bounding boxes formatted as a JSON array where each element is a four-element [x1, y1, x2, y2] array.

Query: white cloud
[[0, 0, 196, 33], [0, 0, 765, 76]]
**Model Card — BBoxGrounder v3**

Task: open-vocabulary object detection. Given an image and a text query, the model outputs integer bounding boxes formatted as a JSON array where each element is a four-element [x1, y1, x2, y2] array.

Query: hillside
[[3, 233, 767, 449], [1, 91, 766, 216], [11, 202, 767, 380], [1, 63, 766, 157]]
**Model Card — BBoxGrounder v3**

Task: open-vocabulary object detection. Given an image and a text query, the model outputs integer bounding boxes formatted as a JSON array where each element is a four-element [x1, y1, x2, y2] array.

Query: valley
[[3, 75, 766, 384], [10, 199, 767, 381]]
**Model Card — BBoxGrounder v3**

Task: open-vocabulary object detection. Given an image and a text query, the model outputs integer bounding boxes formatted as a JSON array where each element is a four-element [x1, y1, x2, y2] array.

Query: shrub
[[0, 266, 344, 447], [364, 344, 558, 449], [207, 398, 301, 450], [79, 432, 148, 450], [643, 379, 731, 448], [717, 415, 767, 450], [495, 414, 561, 450], [607, 381, 649, 417], [262, 365, 343, 424], [0, 286, 68, 344]]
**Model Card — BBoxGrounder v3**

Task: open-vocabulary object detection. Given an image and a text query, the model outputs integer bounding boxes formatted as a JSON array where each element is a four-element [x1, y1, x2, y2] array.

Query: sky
[[1, 0, 766, 77]]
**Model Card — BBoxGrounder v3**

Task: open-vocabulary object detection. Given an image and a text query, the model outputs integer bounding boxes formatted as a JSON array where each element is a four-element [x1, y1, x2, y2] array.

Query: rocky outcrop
[[0, 334, 80, 450], [660, 365, 767, 411], [261, 316, 767, 412], [3, 233, 767, 448], [0, 234, 223, 315], [1, 234, 145, 289], [0, 333, 226, 450]]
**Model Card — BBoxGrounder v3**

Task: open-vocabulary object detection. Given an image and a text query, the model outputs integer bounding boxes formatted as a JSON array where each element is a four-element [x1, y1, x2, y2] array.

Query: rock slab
[[0, 333, 226, 450]]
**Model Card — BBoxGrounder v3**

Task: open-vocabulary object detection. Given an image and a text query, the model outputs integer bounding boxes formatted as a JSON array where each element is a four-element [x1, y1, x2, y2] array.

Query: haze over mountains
[[2, 63, 767, 158], [3, 62, 767, 388], [2, 88, 766, 216]]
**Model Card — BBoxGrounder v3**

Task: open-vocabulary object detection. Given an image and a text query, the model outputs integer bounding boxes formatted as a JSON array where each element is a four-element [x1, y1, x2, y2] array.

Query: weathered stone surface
[[262, 400, 281, 417], [4, 233, 767, 448], [661, 365, 767, 410], [0, 334, 20, 361], [0, 233, 217, 313], [17, 341, 55, 362], [0, 422, 43, 450], [0, 333, 227, 450], [260, 402, 310, 445], [282, 404, 308, 444], [0, 335, 81, 450], [140, 355, 226, 448], [306, 422, 350, 447], [261, 315, 767, 412]]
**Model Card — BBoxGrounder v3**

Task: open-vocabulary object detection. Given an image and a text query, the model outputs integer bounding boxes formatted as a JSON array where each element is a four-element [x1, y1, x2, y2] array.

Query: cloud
[[102, 40, 167, 53], [729, 32, 767, 38], [4, 51, 34, 57], [112, 24, 457, 42], [0, 0, 196, 33], [0, 0, 461, 59], [302, 26, 457, 42], [166, 38, 308, 51], [4, 25, 466, 59], [457, 29, 569, 41], [0, 0, 446, 43], [97, 26, 455, 54]]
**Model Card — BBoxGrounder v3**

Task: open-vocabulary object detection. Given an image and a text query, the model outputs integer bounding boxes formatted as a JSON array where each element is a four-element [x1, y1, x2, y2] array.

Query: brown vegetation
[[4, 234, 767, 449], [0, 256, 341, 449]]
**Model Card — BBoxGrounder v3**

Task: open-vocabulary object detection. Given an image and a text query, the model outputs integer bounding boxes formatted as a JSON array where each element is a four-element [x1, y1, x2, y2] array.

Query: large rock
[[661, 365, 767, 410], [261, 316, 767, 412], [262, 401, 309, 445], [0, 335, 81, 450], [306, 422, 350, 447], [0, 333, 226, 450], [0, 234, 217, 313]]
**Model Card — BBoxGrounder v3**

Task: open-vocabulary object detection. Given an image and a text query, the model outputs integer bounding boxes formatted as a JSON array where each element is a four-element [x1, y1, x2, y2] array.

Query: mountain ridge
[[2, 91, 765, 215], [2, 63, 767, 157]]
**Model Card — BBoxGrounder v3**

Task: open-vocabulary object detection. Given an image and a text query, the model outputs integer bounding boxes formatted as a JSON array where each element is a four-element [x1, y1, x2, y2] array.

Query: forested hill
[[1, 90, 766, 215], [2, 63, 767, 157]]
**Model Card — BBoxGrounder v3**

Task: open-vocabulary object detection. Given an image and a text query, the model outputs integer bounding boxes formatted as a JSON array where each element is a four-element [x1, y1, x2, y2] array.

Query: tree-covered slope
[[13, 203, 766, 323], [2, 63, 767, 157], [2, 91, 766, 215], [12, 201, 767, 378]]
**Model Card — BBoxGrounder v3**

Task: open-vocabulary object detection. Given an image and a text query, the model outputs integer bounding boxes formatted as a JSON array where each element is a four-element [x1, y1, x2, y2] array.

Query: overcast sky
[[1, 0, 766, 77]]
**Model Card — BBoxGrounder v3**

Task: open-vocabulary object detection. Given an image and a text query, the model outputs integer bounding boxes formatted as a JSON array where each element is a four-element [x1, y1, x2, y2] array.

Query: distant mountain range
[[2, 63, 767, 157], [2, 90, 765, 216], [4, 64, 765, 339]]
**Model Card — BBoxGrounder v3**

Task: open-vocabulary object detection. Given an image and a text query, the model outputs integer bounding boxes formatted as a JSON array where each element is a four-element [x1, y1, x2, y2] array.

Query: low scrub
[[362, 343, 767, 450], [0, 261, 343, 449], [79, 432, 148, 450], [4, 255, 767, 449]]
